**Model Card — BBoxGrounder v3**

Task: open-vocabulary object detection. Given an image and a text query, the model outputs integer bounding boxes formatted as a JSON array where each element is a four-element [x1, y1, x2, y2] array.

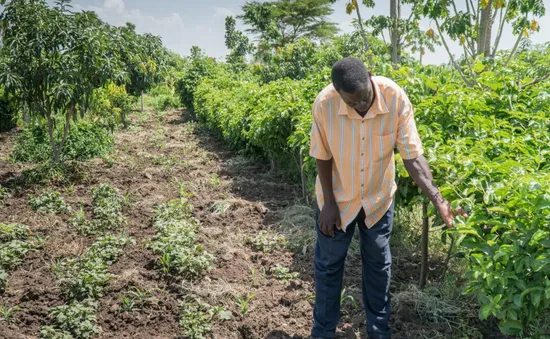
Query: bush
[[11, 121, 113, 163], [0, 92, 17, 132], [155, 94, 180, 111]]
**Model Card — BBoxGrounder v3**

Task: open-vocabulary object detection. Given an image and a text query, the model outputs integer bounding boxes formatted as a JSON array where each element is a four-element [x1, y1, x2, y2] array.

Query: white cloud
[[76, 0, 186, 54]]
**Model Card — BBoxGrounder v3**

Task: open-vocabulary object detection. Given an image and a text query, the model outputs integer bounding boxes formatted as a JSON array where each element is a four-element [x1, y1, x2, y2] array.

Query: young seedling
[[118, 295, 136, 313], [246, 231, 286, 253], [270, 264, 299, 282], [341, 288, 358, 310], [236, 293, 255, 318], [0, 304, 20, 322]]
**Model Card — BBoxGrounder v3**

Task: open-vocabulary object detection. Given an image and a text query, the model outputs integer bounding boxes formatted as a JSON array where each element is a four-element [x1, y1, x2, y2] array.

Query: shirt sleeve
[[395, 90, 424, 160], [309, 100, 332, 160]]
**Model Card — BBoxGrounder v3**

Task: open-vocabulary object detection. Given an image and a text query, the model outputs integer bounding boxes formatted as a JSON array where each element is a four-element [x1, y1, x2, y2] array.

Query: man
[[309, 57, 466, 339]]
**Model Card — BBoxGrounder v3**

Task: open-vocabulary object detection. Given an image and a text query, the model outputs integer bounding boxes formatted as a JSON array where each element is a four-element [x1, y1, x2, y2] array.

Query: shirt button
[[362, 137, 365, 141]]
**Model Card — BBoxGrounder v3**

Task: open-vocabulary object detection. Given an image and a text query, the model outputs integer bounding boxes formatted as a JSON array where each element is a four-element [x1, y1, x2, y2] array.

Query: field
[[0, 105, 514, 338]]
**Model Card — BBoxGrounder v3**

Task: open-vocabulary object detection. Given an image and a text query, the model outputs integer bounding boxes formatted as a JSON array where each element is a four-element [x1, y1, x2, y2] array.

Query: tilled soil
[[0, 109, 508, 339]]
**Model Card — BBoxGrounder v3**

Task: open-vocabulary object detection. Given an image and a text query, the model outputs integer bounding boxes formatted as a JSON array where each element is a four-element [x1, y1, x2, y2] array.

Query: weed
[[0, 304, 20, 322], [101, 154, 116, 168], [340, 288, 358, 310], [152, 154, 178, 173], [209, 173, 221, 187], [236, 293, 255, 318], [118, 295, 136, 313], [150, 128, 166, 149], [249, 266, 267, 287], [270, 264, 298, 282], [246, 230, 286, 253], [29, 190, 71, 214], [175, 179, 195, 199], [40, 300, 99, 339]]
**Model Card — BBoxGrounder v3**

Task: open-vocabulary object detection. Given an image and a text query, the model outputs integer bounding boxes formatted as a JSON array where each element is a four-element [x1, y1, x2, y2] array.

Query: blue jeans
[[311, 202, 394, 339]]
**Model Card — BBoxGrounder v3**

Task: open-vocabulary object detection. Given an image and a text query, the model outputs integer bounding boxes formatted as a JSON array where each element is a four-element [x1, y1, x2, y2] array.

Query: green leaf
[[218, 310, 233, 320], [480, 304, 492, 320], [498, 320, 523, 335]]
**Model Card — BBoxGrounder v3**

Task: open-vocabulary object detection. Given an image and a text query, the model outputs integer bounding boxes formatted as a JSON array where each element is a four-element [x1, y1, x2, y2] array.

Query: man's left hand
[[437, 200, 468, 228]]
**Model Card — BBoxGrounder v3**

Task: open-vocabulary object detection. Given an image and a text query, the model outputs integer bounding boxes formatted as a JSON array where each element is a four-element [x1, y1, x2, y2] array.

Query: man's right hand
[[319, 201, 342, 237]]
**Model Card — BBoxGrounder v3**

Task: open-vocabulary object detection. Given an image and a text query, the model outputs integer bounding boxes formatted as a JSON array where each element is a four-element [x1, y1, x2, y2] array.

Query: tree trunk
[[390, 0, 399, 64], [58, 105, 73, 162], [419, 201, 429, 289], [46, 112, 60, 164], [22, 105, 30, 124], [477, 0, 493, 57], [141, 91, 144, 112], [353, 3, 373, 68]]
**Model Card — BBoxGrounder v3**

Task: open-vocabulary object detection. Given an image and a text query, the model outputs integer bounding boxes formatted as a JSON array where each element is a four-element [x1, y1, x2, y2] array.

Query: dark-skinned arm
[[403, 155, 466, 227], [316, 158, 341, 237]]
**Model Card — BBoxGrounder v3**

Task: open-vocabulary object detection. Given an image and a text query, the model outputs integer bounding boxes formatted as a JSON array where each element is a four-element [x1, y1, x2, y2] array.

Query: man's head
[[331, 57, 374, 114]]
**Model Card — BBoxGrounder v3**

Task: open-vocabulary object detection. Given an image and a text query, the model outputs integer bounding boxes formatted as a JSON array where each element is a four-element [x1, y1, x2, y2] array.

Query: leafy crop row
[[0, 223, 38, 291], [149, 199, 213, 280], [69, 184, 129, 235], [41, 235, 134, 338]]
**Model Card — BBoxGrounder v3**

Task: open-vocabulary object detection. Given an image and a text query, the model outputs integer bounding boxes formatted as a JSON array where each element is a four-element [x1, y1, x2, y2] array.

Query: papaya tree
[[411, 0, 546, 85]]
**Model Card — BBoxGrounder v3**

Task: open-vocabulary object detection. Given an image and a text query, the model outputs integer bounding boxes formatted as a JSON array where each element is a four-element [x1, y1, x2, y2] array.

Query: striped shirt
[[309, 76, 423, 230]]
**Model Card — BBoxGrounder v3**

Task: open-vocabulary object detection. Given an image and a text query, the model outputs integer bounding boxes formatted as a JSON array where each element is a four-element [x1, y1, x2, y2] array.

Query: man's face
[[338, 81, 374, 115]]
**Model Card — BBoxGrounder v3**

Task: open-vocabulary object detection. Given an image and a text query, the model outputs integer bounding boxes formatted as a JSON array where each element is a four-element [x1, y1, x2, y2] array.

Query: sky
[[71, 0, 550, 65]]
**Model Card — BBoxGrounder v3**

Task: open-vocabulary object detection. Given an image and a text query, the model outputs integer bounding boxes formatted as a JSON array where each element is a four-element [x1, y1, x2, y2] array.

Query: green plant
[[154, 94, 180, 112], [69, 184, 129, 235], [270, 264, 299, 282], [40, 300, 99, 339], [236, 293, 255, 318], [118, 295, 136, 313], [0, 304, 20, 323], [29, 191, 71, 214], [118, 287, 154, 313], [340, 288, 358, 310], [149, 199, 213, 279], [11, 121, 114, 163], [179, 299, 225, 339], [22, 162, 85, 186], [0, 223, 29, 243], [0, 185, 10, 203], [246, 230, 286, 253]]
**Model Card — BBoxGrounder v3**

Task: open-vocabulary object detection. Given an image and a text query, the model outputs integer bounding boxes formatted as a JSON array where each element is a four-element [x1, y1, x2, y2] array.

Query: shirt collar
[[337, 77, 390, 119]]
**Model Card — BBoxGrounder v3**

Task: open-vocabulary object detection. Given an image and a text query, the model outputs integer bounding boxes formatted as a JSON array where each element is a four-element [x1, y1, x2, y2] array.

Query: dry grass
[[275, 204, 316, 256]]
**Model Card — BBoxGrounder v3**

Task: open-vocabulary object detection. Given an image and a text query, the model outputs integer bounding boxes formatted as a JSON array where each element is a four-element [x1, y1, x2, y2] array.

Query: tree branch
[[491, 6, 509, 58], [435, 19, 473, 87], [520, 73, 550, 90], [503, 19, 526, 68]]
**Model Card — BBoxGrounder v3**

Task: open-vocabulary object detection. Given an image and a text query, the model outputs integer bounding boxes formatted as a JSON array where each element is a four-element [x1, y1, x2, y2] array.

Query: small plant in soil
[[175, 179, 195, 199], [179, 299, 221, 339], [0, 185, 10, 203], [118, 287, 154, 312], [236, 293, 255, 318], [0, 304, 20, 323], [340, 288, 358, 310], [270, 264, 299, 282], [149, 199, 213, 279], [40, 300, 99, 339], [0, 223, 29, 242], [29, 190, 71, 214], [249, 266, 267, 287], [209, 173, 221, 187], [246, 230, 286, 253], [69, 184, 129, 235], [0, 225, 37, 291]]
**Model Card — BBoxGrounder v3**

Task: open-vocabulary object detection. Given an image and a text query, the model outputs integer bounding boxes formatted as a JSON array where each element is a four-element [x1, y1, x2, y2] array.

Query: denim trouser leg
[[311, 209, 356, 338], [312, 203, 394, 339], [358, 202, 394, 339]]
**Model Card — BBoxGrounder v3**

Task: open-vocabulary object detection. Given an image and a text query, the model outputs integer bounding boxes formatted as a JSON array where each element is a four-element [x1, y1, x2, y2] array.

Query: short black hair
[[331, 57, 371, 93]]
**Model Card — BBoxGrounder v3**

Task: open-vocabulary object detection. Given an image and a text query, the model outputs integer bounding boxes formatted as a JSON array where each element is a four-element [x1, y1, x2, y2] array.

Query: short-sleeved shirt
[[309, 76, 423, 230]]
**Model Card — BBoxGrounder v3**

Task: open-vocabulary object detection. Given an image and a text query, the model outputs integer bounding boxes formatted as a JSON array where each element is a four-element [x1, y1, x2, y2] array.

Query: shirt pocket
[[374, 133, 396, 163]]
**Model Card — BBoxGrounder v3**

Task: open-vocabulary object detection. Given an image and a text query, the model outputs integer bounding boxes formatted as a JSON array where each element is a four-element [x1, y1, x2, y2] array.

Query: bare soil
[[0, 109, 509, 339]]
